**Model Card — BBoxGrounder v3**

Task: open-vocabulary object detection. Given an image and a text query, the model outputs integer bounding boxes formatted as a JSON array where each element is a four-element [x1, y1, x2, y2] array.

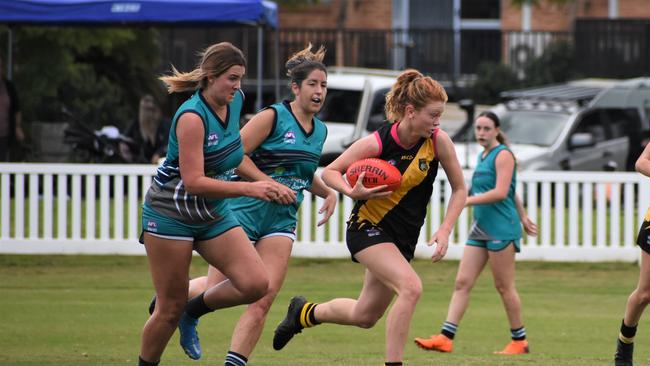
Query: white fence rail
[[0, 163, 648, 262]]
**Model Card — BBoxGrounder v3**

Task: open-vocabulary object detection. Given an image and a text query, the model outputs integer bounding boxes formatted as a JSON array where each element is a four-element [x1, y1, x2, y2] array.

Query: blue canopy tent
[[0, 0, 279, 109]]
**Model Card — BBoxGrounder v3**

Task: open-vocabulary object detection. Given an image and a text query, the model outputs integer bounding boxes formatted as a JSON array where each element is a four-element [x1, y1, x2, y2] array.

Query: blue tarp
[[0, 0, 278, 28]]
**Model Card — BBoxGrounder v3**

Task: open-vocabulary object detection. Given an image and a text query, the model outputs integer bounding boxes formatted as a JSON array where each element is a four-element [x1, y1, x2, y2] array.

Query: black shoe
[[148, 295, 156, 315], [615, 339, 633, 366], [273, 296, 307, 350]]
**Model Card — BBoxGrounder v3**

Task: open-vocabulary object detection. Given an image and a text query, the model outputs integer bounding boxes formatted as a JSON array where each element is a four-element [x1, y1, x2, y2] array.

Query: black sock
[[185, 292, 214, 319], [385, 362, 402, 366], [441, 321, 457, 340], [620, 319, 637, 344], [511, 326, 526, 341], [138, 356, 159, 366], [224, 350, 248, 366]]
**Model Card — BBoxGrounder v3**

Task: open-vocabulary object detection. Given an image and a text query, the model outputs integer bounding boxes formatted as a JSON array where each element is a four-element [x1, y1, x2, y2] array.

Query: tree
[[0, 26, 163, 130]]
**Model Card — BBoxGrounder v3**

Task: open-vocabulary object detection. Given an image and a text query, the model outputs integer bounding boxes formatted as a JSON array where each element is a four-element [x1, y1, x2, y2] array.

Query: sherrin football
[[345, 158, 402, 192]]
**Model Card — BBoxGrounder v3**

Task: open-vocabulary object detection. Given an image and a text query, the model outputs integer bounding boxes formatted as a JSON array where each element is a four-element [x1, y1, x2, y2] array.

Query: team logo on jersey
[[418, 158, 429, 171], [284, 131, 296, 144], [147, 220, 158, 232], [207, 133, 219, 146]]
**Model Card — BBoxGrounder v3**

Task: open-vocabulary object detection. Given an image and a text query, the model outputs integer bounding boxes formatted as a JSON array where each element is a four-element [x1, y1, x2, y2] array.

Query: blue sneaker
[[178, 312, 201, 360]]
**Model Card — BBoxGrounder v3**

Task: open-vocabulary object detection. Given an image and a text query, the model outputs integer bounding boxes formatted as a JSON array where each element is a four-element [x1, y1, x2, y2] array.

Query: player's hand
[[428, 228, 450, 263], [348, 172, 392, 200], [271, 182, 297, 205], [522, 217, 538, 237], [316, 191, 338, 226], [246, 181, 285, 202]]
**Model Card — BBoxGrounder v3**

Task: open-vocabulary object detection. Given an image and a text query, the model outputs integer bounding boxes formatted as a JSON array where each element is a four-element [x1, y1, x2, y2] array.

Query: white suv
[[453, 78, 650, 171]]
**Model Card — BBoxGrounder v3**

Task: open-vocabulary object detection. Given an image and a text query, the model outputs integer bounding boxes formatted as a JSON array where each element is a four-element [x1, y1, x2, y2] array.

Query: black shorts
[[346, 222, 415, 262], [637, 219, 650, 254]]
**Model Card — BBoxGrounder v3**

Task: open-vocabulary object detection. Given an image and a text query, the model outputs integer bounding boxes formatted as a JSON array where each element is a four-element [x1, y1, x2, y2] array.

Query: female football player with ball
[[272, 69, 468, 366]]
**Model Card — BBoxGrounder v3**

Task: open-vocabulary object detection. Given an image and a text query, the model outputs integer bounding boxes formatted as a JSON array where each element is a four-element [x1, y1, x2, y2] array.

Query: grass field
[[1, 255, 648, 365]]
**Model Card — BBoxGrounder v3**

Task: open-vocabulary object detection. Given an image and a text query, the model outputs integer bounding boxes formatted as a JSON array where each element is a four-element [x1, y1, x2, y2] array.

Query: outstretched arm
[[429, 130, 467, 262]]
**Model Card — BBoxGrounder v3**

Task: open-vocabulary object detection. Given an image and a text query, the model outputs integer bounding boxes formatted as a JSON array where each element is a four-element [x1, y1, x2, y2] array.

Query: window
[[317, 89, 362, 124], [461, 0, 500, 19]]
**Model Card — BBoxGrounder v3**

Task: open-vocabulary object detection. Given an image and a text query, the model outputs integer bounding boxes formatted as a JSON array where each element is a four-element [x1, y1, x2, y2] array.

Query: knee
[[240, 277, 270, 303], [247, 290, 279, 319], [493, 280, 514, 297], [634, 288, 650, 306], [454, 277, 474, 293], [398, 276, 423, 304], [355, 311, 383, 329], [155, 298, 186, 325]]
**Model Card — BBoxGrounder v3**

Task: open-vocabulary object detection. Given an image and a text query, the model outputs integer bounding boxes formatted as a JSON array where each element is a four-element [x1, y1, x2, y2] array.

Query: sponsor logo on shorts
[[366, 228, 381, 237], [207, 133, 219, 146], [147, 220, 158, 232]]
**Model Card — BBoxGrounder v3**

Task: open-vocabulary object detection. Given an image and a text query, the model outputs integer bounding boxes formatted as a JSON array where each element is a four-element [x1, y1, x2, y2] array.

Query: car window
[[602, 108, 642, 139], [574, 110, 608, 143], [498, 111, 569, 146], [317, 89, 362, 124], [366, 88, 390, 131]]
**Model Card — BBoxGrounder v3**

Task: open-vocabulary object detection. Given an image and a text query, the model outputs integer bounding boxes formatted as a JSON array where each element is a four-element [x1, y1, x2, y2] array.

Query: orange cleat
[[494, 339, 529, 354], [414, 334, 453, 353]]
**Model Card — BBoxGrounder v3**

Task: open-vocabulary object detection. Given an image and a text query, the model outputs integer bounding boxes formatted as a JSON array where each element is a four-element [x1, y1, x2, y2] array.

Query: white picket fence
[[0, 163, 648, 262]]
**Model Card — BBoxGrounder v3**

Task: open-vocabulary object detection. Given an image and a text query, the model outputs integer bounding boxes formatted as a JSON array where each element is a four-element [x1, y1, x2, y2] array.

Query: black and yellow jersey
[[348, 122, 439, 248]]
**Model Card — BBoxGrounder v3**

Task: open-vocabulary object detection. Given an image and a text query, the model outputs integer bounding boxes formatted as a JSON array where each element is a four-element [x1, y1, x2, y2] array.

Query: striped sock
[[511, 326, 526, 341], [224, 350, 247, 366], [441, 321, 458, 340], [619, 319, 637, 344], [299, 302, 320, 328]]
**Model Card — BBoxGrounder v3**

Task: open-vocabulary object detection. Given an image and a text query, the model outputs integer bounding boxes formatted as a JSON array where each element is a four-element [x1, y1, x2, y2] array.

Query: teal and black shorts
[[140, 205, 240, 243], [466, 238, 521, 252]]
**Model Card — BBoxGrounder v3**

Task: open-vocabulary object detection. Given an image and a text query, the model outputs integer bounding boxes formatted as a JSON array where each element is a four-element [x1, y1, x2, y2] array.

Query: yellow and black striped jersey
[[348, 122, 440, 246]]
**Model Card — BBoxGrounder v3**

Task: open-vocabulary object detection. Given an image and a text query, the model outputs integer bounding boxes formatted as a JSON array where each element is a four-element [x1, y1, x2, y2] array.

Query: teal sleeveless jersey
[[144, 89, 245, 224], [229, 100, 327, 236], [469, 144, 521, 240]]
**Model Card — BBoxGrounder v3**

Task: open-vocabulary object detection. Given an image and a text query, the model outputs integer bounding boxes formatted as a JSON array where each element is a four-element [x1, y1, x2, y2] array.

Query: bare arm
[[466, 149, 514, 206], [234, 108, 296, 204], [321, 134, 392, 200], [636, 143, 650, 177], [308, 174, 338, 226], [515, 193, 538, 236], [429, 130, 467, 262], [177, 113, 277, 201]]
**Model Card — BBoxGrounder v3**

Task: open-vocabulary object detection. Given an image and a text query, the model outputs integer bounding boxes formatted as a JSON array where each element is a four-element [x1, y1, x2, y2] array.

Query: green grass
[[0, 255, 648, 365]]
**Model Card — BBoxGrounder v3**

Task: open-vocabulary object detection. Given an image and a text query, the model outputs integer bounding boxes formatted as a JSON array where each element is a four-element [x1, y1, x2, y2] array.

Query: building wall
[[502, 0, 650, 32], [279, 0, 392, 29]]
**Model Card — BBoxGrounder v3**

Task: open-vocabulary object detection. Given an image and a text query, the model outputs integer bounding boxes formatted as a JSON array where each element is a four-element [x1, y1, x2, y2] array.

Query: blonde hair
[[285, 43, 327, 86], [159, 42, 246, 93], [384, 69, 448, 122]]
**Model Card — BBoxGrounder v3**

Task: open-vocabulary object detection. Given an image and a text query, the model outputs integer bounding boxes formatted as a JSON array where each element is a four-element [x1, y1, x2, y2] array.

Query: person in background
[[120, 94, 170, 164], [137, 42, 293, 366], [0, 55, 25, 161], [272, 69, 468, 366], [414, 111, 537, 355], [613, 142, 650, 366]]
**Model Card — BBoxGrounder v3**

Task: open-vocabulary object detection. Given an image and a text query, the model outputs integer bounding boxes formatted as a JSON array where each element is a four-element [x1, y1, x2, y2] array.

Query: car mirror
[[569, 132, 595, 149]]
